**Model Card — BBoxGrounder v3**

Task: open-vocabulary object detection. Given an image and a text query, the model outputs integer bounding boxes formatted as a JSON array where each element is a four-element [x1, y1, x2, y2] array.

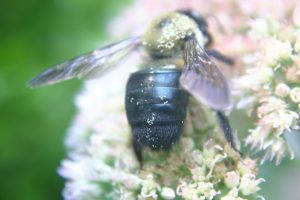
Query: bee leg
[[133, 137, 144, 168], [216, 111, 242, 155], [206, 49, 235, 66]]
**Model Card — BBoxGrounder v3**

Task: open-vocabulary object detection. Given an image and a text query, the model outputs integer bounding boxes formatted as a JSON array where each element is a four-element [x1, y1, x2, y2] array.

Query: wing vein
[[28, 36, 141, 88], [180, 35, 230, 110]]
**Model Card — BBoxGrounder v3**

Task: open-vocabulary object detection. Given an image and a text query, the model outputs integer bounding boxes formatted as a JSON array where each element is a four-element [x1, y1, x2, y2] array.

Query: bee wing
[[28, 36, 141, 88], [180, 35, 230, 110]]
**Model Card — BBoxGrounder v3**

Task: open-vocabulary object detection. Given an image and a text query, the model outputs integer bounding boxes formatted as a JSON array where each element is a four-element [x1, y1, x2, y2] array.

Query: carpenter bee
[[29, 10, 237, 165]]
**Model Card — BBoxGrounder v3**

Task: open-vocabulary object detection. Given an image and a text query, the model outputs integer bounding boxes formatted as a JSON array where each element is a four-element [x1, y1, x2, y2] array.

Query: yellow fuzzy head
[[142, 12, 205, 57]]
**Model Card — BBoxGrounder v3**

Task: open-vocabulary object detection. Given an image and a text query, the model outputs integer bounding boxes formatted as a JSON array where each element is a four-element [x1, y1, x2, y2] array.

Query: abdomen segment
[[125, 69, 188, 163]]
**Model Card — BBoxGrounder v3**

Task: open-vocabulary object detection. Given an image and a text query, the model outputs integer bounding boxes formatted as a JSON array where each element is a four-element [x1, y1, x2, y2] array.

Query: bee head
[[142, 12, 206, 58]]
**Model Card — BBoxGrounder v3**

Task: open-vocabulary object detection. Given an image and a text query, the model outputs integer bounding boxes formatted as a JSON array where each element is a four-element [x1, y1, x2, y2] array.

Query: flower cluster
[[174, 139, 265, 200], [59, 85, 264, 199], [58, 0, 300, 199], [235, 2, 300, 165]]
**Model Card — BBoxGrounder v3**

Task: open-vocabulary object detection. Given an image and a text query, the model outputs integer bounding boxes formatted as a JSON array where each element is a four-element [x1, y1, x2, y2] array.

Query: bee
[[29, 10, 237, 165]]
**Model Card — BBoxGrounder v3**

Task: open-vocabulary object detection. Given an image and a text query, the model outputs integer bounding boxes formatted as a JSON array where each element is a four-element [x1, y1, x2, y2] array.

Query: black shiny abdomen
[[125, 69, 188, 161]]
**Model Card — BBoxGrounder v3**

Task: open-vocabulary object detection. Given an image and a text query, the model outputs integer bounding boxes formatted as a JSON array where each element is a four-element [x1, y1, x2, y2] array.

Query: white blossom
[[290, 87, 300, 103], [275, 83, 290, 97], [224, 171, 240, 189], [263, 38, 292, 67], [239, 174, 265, 196], [139, 175, 160, 199], [221, 188, 247, 200], [235, 67, 273, 91], [161, 187, 176, 200]]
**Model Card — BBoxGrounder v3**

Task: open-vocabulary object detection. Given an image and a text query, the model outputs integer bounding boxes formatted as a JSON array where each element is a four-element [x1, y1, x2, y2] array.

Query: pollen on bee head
[[156, 13, 196, 48], [142, 12, 204, 55]]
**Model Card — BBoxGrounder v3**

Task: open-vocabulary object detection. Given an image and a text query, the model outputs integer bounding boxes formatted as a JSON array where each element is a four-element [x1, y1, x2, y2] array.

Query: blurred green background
[[0, 0, 299, 200], [0, 0, 129, 199]]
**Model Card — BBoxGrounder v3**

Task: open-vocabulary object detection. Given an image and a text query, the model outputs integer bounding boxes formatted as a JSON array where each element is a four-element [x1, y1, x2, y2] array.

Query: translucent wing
[[180, 35, 230, 110], [28, 36, 141, 88]]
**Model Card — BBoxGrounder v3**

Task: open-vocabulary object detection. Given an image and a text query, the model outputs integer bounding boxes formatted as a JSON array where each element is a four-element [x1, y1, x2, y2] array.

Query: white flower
[[263, 38, 292, 67], [239, 174, 265, 196], [262, 109, 299, 132], [245, 126, 270, 150], [245, 95, 299, 164], [190, 167, 206, 182], [285, 66, 300, 83], [221, 188, 247, 200], [235, 67, 273, 91], [63, 181, 101, 200], [122, 174, 142, 190], [249, 18, 269, 37], [248, 17, 279, 38], [196, 182, 220, 200], [290, 87, 300, 103], [161, 187, 176, 200], [237, 158, 258, 176], [275, 83, 290, 97], [139, 175, 161, 199], [176, 182, 198, 200], [177, 182, 220, 200], [257, 97, 286, 117], [261, 137, 293, 165], [189, 149, 204, 166], [224, 171, 240, 189]]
